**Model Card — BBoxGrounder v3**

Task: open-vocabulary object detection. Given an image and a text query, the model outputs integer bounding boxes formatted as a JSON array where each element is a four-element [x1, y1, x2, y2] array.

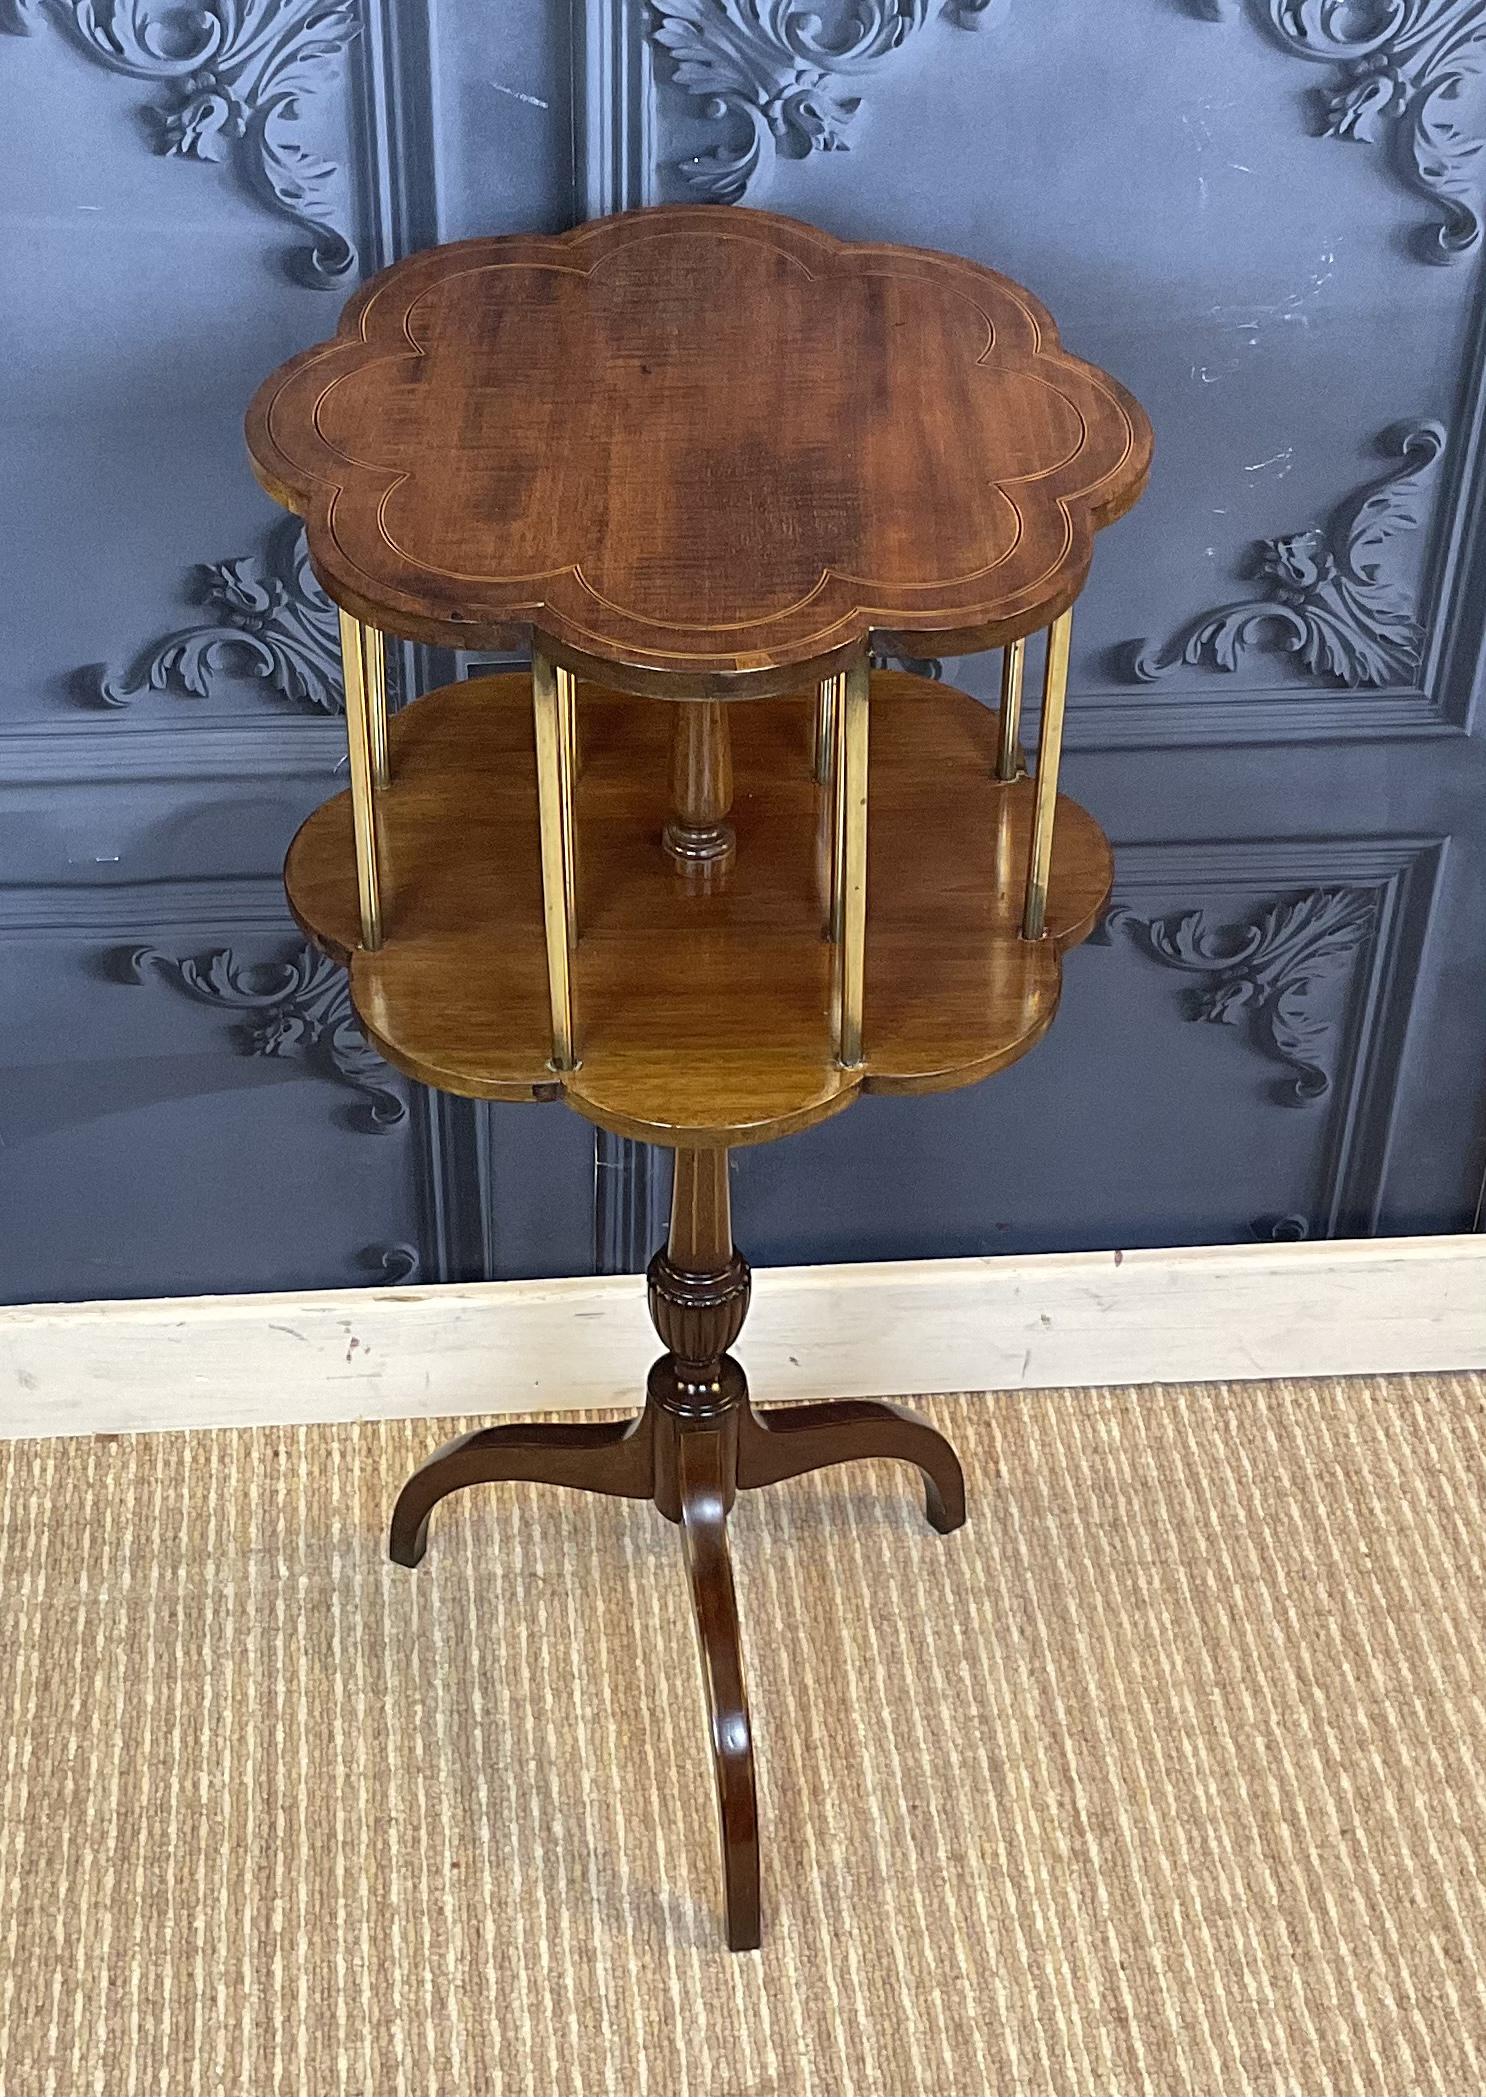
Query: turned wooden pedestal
[[246, 204, 1151, 1952], [389, 1148, 964, 1950]]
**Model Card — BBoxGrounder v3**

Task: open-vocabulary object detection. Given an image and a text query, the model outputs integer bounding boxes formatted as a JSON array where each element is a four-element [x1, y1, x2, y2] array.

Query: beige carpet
[[2, 1377, 1486, 2097]]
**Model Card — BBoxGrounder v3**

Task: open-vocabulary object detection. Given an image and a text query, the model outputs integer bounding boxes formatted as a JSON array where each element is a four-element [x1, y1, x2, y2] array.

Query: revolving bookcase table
[[246, 205, 1152, 1951]]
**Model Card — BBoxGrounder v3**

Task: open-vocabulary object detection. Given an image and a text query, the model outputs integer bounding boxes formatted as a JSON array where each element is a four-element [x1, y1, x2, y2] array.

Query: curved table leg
[[738, 1397, 967, 1534], [677, 1428, 762, 1952], [389, 1413, 654, 1567]]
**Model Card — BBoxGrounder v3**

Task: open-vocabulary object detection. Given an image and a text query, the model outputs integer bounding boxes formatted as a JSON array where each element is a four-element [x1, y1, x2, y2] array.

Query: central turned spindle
[[664, 701, 735, 871]]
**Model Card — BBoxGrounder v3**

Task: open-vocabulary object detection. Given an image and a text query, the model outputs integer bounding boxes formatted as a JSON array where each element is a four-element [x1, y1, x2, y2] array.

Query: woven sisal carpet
[[2, 1376, 1485, 2097]]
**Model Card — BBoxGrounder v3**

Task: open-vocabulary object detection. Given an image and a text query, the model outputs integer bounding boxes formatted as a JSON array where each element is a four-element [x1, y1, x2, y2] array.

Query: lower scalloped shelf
[[285, 669, 1112, 1146]]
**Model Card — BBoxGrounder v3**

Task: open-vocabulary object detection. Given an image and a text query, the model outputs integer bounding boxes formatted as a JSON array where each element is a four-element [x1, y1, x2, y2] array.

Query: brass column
[[336, 608, 387, 950], [533, 645, 577, 1067], [1021, 609, 1074, 941], [366, 621, 390, 789], [558, 661, 578, 941], [996, 637, 1026, 782], [832, 658, 870, 1068], [814, 673, 843, 787]]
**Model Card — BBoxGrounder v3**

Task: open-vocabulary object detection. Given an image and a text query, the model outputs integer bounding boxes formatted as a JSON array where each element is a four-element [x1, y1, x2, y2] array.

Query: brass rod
[[1021, 609, 1074, 941], [996, 637, 1026, 782], [532, 647, 577, 1067], [828, 671, 847, 944], [555, 660, 578, 943], [835, 658, 870, 1068], [336, 607, 383, 950], [366, 620, 390, 789], [814, 673, 842, 786], [564, 660, 581, 777]]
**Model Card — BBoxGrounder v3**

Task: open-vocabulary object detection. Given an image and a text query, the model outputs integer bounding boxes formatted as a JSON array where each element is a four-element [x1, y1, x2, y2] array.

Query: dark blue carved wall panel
[[0, 1, 595, 1301], [3, 1, 1483, 1308]]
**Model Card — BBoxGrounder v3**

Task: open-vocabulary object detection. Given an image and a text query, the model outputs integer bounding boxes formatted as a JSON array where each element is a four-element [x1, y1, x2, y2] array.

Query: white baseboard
[[2, 1235, 1483, 1441]]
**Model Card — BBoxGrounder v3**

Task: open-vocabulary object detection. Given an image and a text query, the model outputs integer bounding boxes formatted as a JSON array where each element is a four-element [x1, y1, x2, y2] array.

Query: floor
[[2, 1375, 1484, 2097]]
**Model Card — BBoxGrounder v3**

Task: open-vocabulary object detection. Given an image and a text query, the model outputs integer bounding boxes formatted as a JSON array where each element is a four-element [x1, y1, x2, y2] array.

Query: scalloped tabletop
[[246, 206, 1152, 697]]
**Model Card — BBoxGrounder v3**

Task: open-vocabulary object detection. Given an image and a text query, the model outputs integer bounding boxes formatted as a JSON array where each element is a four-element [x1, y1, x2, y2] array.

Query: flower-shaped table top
[[247, 206, 1152, 697]]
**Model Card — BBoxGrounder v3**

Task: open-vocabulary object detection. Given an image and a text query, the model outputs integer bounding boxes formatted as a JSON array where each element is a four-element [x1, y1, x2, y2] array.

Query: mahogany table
[[246, 204, 1152, 1951]]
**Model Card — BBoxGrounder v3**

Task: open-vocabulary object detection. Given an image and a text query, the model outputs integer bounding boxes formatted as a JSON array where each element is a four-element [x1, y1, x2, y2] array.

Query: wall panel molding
[[0, 878, 491, 1287], [1129, 420, 1445, 690], [351, 0, 442, 260], [126, 934, 406, 1132], [2, 0, 363, 284], [360, 1241, 420, 1282], [1089, 266, 1486, 750], [577, 0, 656, 215], [1196, 0, 1486, 265], [593, 1129, 671, 1273], [0, 875, 430, 1288], [89, 518, 344, 715], [0, 879, 398, 1116], [646, 0, 1003, 202], [417, 1093, 501, 1284], [0, 878, 461, 1287], [1090, 337, 1486, 744], [1099, 837, 1444, 1237], [0, 719, 343, 782], [1066, 680, 1462, 749], [11, 12, 445, 769], [0, 873, 288, 935], [1105, 887, 1379, 1107]]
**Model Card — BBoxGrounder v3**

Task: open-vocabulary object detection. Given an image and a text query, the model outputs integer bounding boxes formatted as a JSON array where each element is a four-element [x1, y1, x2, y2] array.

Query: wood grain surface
[[247, 207, 1153, 696], [285, 669, 1113, 1145]]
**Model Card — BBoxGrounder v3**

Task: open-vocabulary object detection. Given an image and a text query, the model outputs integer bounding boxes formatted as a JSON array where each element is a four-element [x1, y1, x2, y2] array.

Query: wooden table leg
[[738, 1397, 967, 1533], [389, 1139, 965, 1954], [677, 1423, 761, 1952], [388, 1414, 655, 1566]]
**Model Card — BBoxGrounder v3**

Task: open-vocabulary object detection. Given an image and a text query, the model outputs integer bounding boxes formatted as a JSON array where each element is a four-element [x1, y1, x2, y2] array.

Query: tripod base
[[389, 1154, 966, 1951]]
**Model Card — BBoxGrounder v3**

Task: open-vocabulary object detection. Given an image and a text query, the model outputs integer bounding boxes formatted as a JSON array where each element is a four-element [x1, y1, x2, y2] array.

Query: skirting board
[[2, 1234, 1484, 1442]]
